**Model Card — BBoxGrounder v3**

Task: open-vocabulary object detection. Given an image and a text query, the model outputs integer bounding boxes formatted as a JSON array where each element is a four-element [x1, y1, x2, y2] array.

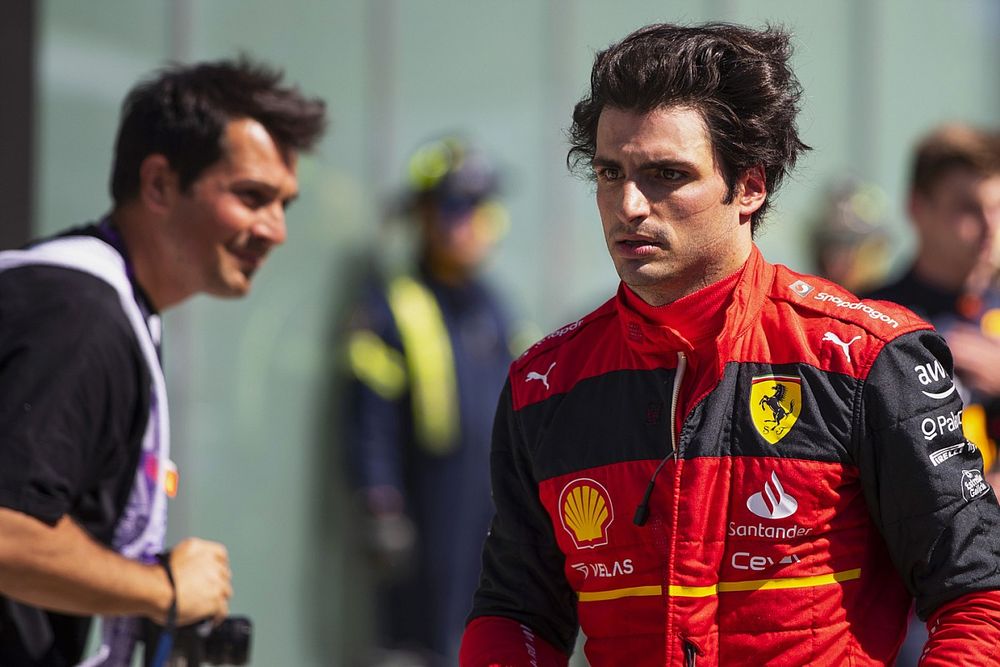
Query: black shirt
[[0, 230, 151, 665]]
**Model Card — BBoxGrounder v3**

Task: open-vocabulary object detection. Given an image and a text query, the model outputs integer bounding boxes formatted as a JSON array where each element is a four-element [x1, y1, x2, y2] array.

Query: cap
[[405, 136, 500, 207]]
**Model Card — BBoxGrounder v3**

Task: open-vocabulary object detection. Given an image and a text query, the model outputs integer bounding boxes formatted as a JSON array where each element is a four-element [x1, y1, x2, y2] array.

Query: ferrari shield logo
[[750, 375, 802, 444]]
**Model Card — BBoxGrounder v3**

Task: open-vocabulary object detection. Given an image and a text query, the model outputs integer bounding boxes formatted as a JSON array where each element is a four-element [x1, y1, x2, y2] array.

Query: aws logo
[[559, 478, 614, 549], [750, 375, 802, 444]]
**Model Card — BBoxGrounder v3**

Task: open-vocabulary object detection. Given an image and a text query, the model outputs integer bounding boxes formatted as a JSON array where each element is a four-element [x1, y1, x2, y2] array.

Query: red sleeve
[[919, 590, 1000, 666], [460, 616, 569, 667]]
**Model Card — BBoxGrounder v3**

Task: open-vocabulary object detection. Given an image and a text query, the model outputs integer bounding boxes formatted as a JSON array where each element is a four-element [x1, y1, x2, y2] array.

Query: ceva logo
[[747, 471, 799, 520]]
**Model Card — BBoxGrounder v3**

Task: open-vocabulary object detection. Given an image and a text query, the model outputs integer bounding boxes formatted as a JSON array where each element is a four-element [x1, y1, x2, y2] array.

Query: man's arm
[[859, 330, 1000, 659], [0, 508, 231, 625], [461, 380, 577, 667], [920, 590, 1000, 666]]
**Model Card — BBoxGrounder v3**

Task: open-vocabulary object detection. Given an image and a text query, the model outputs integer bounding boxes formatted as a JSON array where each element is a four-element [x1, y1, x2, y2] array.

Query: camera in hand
[[143, 616, 253, 666]]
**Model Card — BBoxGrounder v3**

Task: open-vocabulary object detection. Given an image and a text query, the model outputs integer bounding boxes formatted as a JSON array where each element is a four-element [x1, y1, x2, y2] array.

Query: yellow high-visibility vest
[[346, 275, 459, 455]]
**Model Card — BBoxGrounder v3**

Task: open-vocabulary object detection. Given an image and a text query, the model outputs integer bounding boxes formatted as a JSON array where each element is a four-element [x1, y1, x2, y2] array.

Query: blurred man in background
[[866, 124, 1000, 478], [863, 123, 1000, 667], [809, 179, 892, 294], [0, 58, 325, 666], [343, 137, 516, 666]]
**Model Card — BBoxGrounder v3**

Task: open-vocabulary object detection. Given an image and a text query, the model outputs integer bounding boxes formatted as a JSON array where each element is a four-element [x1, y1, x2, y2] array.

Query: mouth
[[229, 247, 267, 275], [615, 236, 664, 257]]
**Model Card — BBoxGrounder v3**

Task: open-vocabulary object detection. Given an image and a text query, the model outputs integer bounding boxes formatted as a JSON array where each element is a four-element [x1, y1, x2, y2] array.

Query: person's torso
[[511, 263, 924, 666]]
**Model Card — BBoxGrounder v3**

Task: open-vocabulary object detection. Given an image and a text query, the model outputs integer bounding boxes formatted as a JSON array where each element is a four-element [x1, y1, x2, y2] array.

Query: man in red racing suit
[[460, 23, 1000, 667]]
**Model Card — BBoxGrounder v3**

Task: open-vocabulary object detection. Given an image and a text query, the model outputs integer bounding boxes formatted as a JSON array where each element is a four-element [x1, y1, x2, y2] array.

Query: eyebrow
[[591, 156, 699, 172]]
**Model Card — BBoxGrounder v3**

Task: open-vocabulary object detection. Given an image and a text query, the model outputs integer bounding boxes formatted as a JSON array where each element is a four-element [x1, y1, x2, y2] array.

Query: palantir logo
[[747, 471, 799, 520]]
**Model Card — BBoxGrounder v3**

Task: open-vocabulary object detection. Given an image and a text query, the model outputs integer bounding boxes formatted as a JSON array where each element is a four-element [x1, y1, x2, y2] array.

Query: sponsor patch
[[961, 469, 989, 501], [921, 409, 962, 441], [789, 280, 814, 297], [914, 359, 956, 399], [568, 559, 634, 579], [929, 442, 976, 466], [731, 551, 801, 572], [746, 471, 799, 520], [750, 375, 802, 444], [559, 478, 614, 549], [525, 361, 556, 390], [814, 292, 899, 328]]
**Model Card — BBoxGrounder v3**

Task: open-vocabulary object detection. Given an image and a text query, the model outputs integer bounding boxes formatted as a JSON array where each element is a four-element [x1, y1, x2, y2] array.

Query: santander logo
[[747, 471, 799, 520]]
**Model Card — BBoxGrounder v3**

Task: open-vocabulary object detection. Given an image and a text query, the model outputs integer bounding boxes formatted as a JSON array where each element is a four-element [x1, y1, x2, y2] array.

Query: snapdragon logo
[[814, 292, 899, 328]]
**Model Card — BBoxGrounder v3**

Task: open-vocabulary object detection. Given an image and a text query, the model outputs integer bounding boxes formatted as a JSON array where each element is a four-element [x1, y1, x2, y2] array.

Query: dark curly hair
[[111, 56, 327, 205], [568, 23, 810, 232]]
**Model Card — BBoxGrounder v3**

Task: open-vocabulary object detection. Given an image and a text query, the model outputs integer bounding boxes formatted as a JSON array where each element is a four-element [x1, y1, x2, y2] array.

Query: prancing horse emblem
[[750, 374, 803, 445], [526, 362, 557, 390]]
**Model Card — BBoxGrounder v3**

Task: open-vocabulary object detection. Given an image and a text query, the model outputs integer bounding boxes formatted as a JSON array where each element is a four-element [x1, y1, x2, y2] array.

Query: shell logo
[[558, 478, 614, 549]]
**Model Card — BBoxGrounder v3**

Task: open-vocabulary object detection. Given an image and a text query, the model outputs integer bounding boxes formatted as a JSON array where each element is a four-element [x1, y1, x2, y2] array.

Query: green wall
[[35, 1, 999, 664]]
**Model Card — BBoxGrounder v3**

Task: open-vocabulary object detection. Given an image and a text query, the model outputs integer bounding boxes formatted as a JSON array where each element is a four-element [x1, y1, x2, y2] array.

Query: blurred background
[[2, 1, 998, 664]]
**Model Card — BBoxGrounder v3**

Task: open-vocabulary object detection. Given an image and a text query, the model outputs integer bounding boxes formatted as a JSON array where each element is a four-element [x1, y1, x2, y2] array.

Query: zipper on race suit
[[632, 351, 687, 526], [682, 637, 702, 667], [669, 351, 687, 461]]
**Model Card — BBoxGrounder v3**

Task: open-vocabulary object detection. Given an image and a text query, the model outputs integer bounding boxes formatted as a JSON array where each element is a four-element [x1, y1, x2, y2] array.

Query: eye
[[594, 167, 621, 183], [236, 189, 270, 210], [656, 168, 684, 182]]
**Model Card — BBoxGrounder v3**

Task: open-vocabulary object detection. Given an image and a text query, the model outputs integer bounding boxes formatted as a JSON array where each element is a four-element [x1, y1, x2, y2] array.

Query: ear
[[137, 154, 179, 215], [737, 165, 767, 220]]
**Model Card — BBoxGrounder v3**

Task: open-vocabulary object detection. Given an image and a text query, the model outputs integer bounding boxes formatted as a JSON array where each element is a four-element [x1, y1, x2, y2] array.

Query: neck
[[912, 248, 970, 293], [423, 254, 474, 287], [109, 205, 188, 311]]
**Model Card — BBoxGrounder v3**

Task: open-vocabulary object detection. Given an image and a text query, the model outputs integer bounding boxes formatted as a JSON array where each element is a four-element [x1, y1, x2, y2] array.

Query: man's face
[[594, 105, 759, 306], [421, 200, 502, 279], [912, 170, 1000, 279], [165, 117, 299, 299]]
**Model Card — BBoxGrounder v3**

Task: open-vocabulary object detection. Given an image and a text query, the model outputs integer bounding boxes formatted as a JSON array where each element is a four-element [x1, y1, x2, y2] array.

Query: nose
[[619, 180, 650, 223], [254, 203, 287, 246]]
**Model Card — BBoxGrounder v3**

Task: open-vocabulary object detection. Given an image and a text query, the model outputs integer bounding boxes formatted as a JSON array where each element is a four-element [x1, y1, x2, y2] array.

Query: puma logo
[[823, 331, 861, 361], [526, 362, 557, 390]]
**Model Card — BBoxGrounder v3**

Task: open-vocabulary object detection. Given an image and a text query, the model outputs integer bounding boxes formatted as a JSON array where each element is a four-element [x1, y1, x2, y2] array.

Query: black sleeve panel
[[0, 266, 145, 528], [859, 329, 1000, 619], [468, 380, 578, 655]]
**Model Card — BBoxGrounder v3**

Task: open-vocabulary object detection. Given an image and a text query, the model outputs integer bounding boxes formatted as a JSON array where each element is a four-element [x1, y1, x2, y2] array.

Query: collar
[[616, 245, 772, 356]]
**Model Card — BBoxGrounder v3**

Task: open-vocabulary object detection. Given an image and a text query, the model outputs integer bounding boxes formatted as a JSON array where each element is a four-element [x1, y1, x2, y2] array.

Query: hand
[[365, 512, 417, 581], [168, 538, 232, 626], [947, 324, 1000, 397]]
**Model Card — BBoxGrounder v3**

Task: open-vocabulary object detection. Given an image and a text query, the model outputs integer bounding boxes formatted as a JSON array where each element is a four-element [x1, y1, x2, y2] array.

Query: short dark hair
[[910, 123, 1000, 196], [111, 56, 327, 205], [568, 22, 810, 232]]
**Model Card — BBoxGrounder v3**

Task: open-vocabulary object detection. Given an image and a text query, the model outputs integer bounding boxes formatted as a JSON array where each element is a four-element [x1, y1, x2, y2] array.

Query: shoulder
[[513, 298, 616, 370], [748, 264, 932, 378], [507, 297, 618, 408], [765, 263, 929, 342], [0, 264, 138, 358]]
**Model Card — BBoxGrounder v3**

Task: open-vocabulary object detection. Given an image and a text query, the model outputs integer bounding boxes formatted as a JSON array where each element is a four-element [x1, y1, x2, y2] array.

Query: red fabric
[[920, 590, 1000, 665], [460, 616, 568, 667]]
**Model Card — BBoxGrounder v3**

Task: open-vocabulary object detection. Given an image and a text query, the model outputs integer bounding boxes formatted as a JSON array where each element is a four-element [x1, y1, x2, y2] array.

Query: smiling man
[[460, 23, 1000, 667], [0, 59, 325, 665]]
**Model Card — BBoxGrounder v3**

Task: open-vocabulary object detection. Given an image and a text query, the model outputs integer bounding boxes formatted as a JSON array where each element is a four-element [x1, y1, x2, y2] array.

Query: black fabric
[[858, 329, 1000, 619], [0, 244, 151, 664], [472, 381, 579, 655]]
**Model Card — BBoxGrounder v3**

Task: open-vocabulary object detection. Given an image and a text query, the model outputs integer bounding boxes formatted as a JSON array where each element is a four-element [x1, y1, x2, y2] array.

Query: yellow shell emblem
[[750, 374, 802, 445], [558, 478, 614, 549]]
